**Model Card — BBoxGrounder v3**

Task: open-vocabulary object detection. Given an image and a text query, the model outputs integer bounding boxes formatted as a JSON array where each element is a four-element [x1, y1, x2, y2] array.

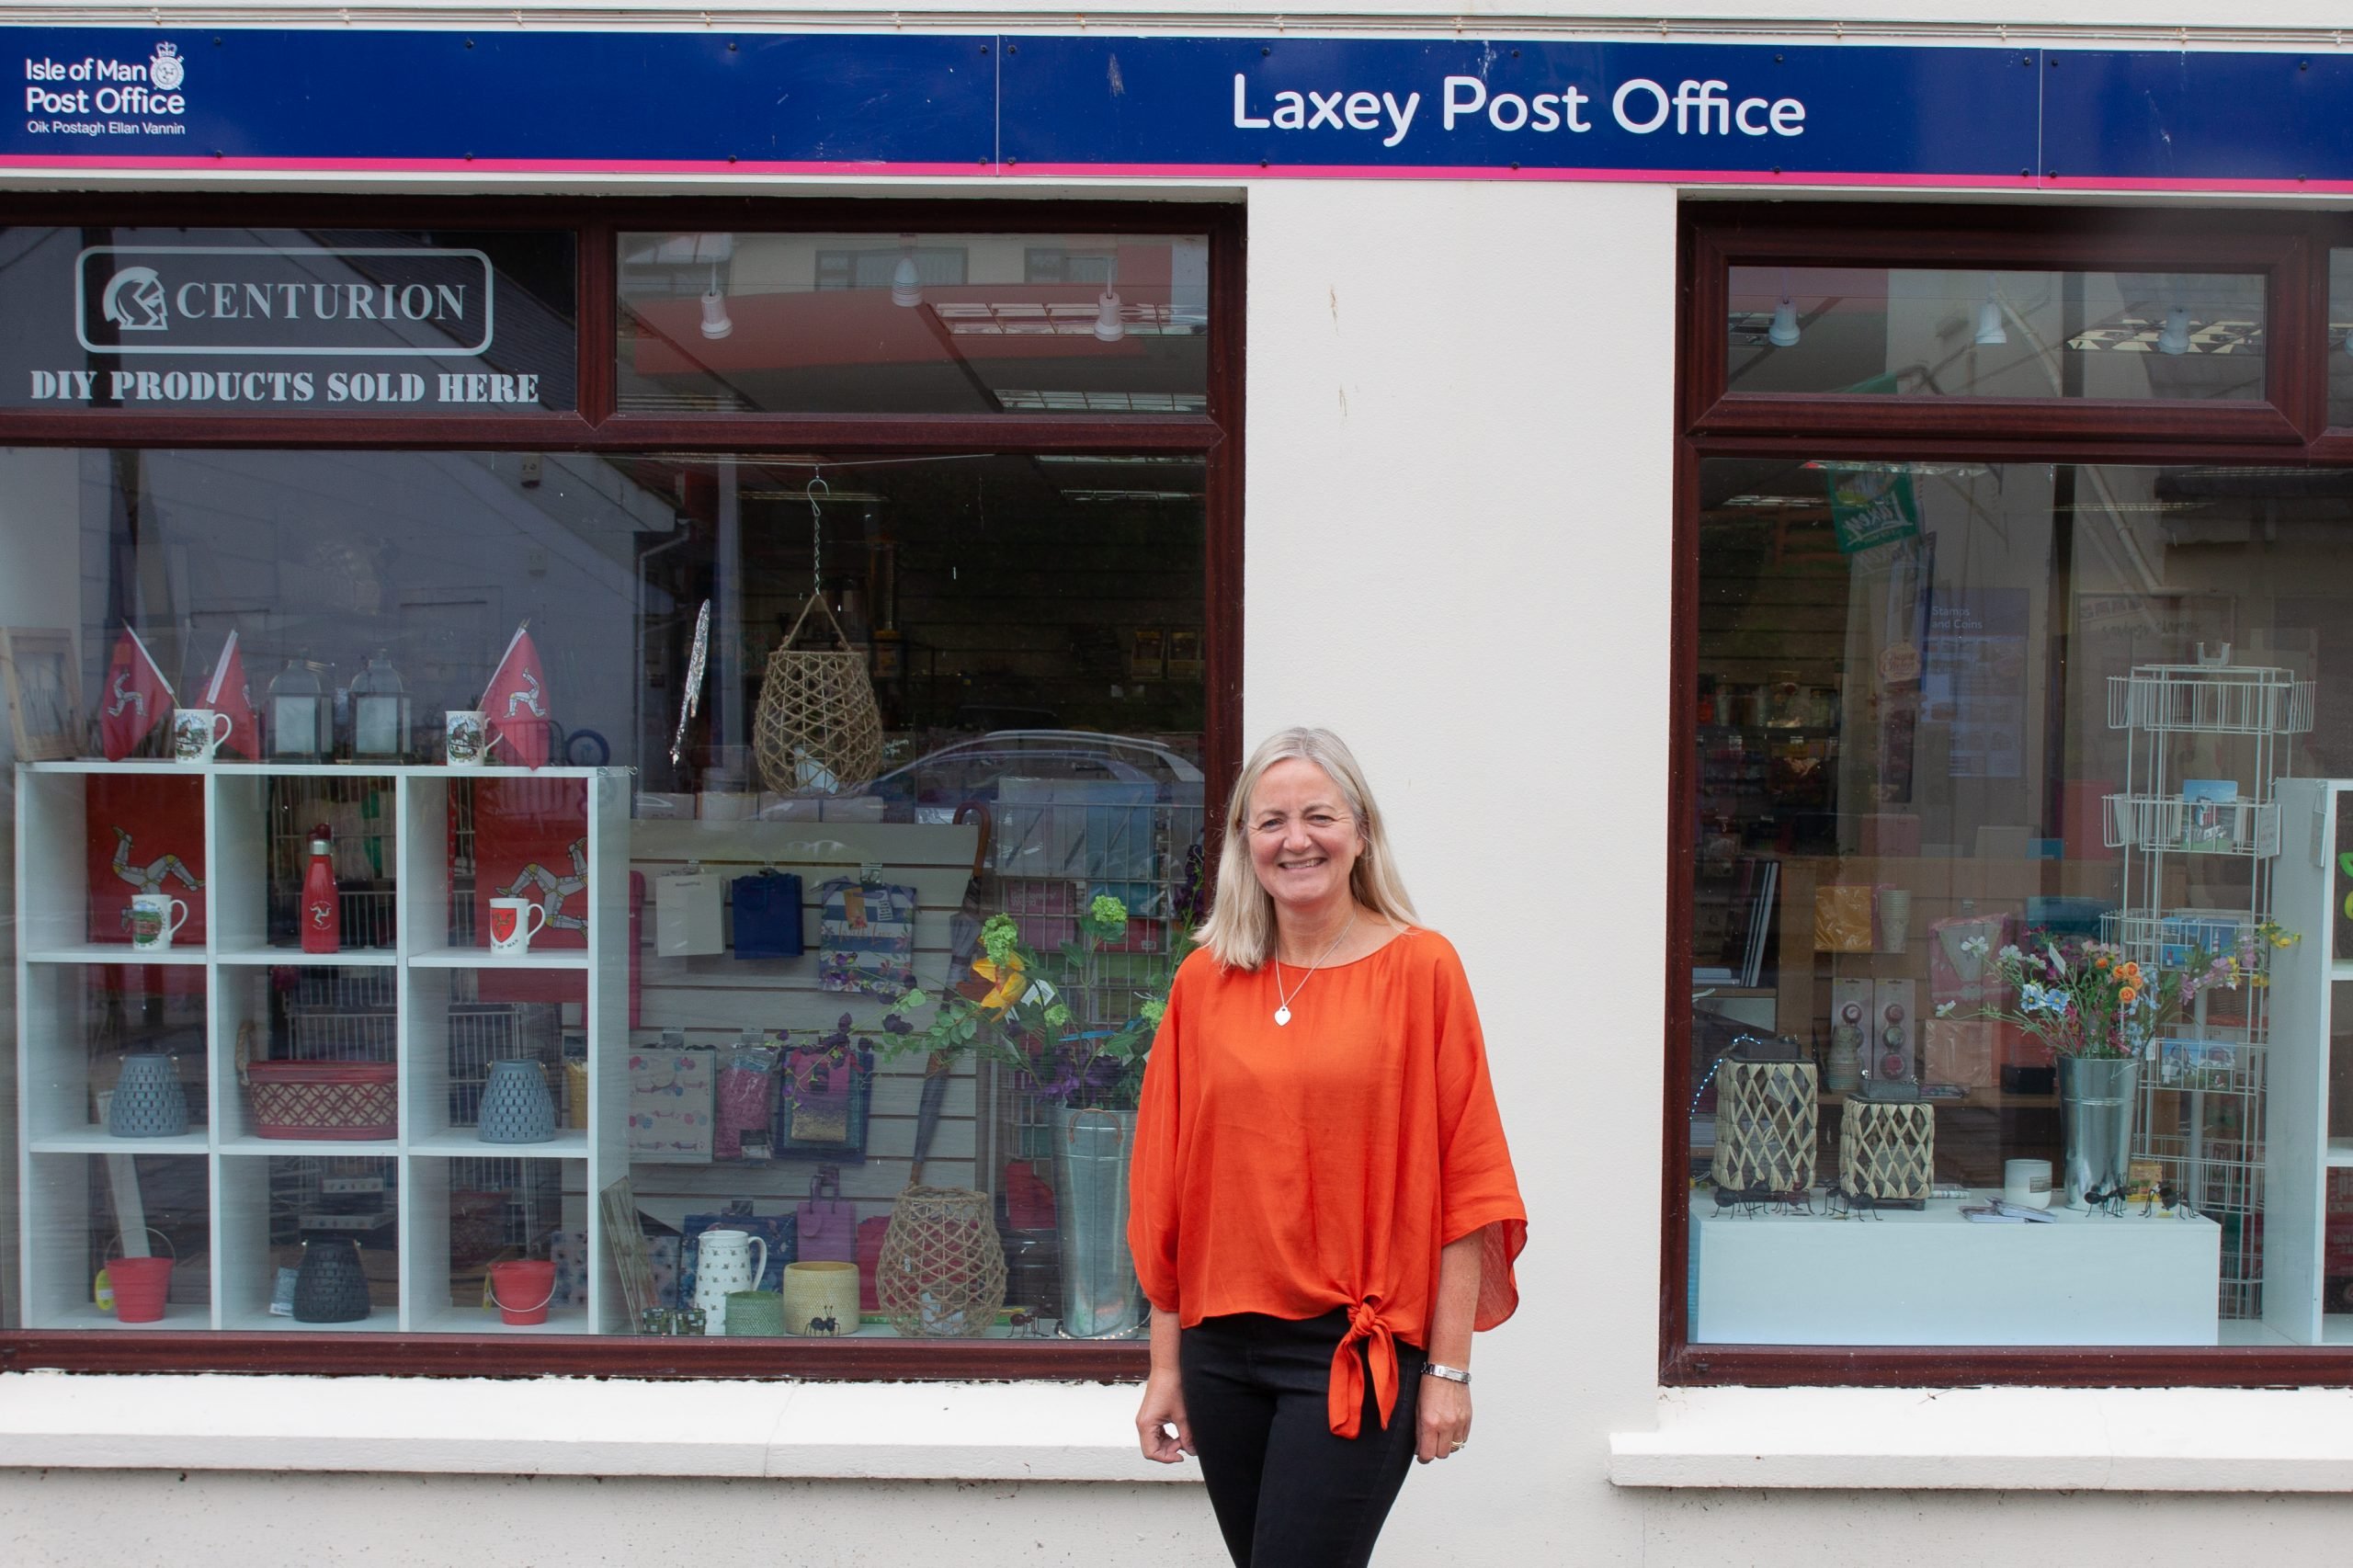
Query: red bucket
[[110, 1256, 174, 1324], [488, 1259, 557, 1325]]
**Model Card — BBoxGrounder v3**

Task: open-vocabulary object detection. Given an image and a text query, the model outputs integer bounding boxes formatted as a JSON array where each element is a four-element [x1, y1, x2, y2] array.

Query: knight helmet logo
[[149, 42, 186, 92], [100, 267, 169, 332]]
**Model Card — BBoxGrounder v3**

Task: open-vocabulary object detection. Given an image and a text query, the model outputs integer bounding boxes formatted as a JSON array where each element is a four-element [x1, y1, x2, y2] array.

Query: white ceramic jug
[[691, 1229, 767, 1335]]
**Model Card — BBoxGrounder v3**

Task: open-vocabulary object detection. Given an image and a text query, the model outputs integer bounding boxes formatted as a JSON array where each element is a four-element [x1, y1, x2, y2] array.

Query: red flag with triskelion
[[201, 629, 260, 760], [99, 626, 173, 760], [482, 622, 551, 767]]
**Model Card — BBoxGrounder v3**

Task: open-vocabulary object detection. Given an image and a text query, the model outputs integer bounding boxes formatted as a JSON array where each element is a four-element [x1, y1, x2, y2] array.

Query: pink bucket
[[110, 1256, 174, 1323], [488, 1259, 557, 1325]]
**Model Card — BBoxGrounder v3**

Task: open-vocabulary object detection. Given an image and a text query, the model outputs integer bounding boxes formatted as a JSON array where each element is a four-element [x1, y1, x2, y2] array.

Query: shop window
[[0, 199, 1238, 1372], [616, 231, 1211, 416], [1678, 206, 2353, 1383], [0, 444, 1206, 1345], [1725, 266, 2267, 402]]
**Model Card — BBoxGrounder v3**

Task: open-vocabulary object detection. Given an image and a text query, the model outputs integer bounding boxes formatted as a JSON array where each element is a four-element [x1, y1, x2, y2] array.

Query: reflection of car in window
[[856, 731, 1207, 926], [859, 729, 1204, 824]]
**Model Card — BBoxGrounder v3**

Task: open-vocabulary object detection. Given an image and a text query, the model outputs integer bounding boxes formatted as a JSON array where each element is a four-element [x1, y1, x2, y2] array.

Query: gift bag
[[731, 869, 805, 960], [656, 866, 725, 957], [817, 877, 917, 998], [797, 1166, 858, 1264], [857, 1214, 892, 1312]]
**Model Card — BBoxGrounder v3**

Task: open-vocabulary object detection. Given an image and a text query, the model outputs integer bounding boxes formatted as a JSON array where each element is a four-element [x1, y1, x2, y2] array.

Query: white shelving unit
[[13, 760, 627, 1335], [2260, 777, 2353, 1345]]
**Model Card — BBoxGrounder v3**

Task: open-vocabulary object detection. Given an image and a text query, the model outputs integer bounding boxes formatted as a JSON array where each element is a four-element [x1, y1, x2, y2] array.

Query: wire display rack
[[2109, 657, 2304, 1321]]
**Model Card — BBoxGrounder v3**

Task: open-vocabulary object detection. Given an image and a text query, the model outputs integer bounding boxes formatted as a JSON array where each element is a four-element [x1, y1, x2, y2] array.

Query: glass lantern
[[350, 652, 412, 762], [267, 657, 331, 762]]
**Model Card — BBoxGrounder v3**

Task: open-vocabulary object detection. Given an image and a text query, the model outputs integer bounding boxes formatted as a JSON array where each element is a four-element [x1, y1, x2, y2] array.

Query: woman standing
[[1129, 727, 1527, 1568]]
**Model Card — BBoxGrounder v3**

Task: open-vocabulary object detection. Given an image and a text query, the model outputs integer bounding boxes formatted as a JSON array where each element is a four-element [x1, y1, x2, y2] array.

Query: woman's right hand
[[1136, 1369, 1194, 1463]]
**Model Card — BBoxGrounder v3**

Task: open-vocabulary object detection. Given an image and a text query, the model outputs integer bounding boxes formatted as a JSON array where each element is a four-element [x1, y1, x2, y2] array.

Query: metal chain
[[807, 474, 829, 593]]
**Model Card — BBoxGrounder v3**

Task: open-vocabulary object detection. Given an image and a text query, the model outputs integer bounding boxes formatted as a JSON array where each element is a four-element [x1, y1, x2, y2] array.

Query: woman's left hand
[[1415, 1375, 1472, 1464]]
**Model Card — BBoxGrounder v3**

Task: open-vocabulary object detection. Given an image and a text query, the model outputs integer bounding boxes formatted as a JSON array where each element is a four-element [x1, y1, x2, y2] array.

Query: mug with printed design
[[488, 896, 548, 955], [171, 709, 233, 763], [447, 710, 488, 767], [130, 892, 189, 951]]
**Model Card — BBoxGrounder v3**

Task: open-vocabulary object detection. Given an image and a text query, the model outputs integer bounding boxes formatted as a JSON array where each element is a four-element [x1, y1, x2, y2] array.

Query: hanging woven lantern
[[754, 593, 883, 797], [876, 1185, 1006, 1337]]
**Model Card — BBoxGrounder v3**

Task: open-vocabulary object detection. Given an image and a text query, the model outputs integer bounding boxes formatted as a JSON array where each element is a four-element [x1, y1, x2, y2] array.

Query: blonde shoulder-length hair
[[1194, 726, 1419, 970]]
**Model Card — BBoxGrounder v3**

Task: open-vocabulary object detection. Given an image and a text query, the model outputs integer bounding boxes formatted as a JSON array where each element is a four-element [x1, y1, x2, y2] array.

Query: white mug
[[446, 709, 487, 767], [130, 892, 189, 951], [171, 709, 233, 764], [487, 897, 548, 955]]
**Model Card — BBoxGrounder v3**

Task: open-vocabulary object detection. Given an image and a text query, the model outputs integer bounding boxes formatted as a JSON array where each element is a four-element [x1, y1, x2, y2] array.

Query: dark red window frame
[[1665, 200, 2353, 1388], [0, 192, 1244, 1382]]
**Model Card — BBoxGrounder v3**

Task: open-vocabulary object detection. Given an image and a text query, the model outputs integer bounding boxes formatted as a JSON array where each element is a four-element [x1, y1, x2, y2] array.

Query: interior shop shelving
[[13, 760, 627, 1334], [2260, 777, 2353, 1345]]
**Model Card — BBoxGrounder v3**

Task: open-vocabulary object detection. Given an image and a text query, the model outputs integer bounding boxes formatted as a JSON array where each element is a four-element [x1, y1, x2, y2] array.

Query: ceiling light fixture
[[698, 263, 733, 340], [1767, 298, 1802, 348], [891, 236, 923, 308], [1974, 289, 2008, 347], [1093, 289, 1126, 344], [2157, 306, 2193, 356]]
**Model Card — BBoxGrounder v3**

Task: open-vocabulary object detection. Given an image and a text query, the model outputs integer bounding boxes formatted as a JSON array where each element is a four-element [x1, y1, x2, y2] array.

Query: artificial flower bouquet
[[882, 895, 1177, 1110], [1967, 922, 2294, 1062]]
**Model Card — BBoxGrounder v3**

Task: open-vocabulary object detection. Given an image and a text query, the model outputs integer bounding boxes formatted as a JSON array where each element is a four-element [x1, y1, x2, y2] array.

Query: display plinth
[[1691, 1190, 2222, 1346]]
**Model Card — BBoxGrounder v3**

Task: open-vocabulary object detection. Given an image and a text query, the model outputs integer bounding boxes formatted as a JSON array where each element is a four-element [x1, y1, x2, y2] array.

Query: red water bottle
[[301, 831, 341, 953]]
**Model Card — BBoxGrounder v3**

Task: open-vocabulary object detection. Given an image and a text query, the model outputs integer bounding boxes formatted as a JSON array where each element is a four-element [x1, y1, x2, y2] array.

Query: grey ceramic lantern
[[349, 652, 412, 762], [108, 1053, 188, 1138], [267, 657, 331, 762], [477, 1059, 557, 1143]]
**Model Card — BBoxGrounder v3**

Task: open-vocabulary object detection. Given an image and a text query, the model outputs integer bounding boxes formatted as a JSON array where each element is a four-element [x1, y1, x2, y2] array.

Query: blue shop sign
[[0, 28, 2341, 190]]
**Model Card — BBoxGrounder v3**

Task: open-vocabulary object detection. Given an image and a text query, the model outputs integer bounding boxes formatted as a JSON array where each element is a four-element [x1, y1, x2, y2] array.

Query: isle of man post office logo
[[148, 42, 186, 92], [100, 267, 170, 333]]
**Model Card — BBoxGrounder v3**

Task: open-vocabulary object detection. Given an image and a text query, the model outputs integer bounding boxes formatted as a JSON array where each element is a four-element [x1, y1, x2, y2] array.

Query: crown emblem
[[149, 40, 185, 91]]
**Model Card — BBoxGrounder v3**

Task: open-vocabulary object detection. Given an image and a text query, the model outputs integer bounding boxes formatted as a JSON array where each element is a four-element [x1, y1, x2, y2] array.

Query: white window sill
[[0, 1372, 1196, 1483], [1610, 1385, 2353, 1491]]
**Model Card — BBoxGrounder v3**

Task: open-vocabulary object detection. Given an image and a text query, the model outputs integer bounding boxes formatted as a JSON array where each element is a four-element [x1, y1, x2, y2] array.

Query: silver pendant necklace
[[1273, 913, 1357, 1027]]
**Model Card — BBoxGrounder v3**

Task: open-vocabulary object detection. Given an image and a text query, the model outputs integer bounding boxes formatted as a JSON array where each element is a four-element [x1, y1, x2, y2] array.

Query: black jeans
[[1179, 1310, 1427, 1568]]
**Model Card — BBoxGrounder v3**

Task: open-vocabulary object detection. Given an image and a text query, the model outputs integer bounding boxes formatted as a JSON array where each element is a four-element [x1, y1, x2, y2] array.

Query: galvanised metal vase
[[2058, 1056, 2141, 1210], [1049, 1105, 1145, 1338]]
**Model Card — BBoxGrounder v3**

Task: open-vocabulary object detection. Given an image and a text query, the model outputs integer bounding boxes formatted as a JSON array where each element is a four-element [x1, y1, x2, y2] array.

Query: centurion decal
[[5, 233, 574, 413], [75, 247, 493, 357]]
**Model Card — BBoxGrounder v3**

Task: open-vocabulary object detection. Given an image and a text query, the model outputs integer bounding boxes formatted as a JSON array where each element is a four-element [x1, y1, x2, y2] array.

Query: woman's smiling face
[[1245, 758, 1363, 918]]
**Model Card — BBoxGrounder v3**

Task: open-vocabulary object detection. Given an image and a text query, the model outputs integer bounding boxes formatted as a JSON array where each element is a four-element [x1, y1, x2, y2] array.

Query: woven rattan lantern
[[754, 594, 883, 797], [1838, 1092, 1937, 1210], [1711, 1051, 1818, 1200], [876, 1185, 1006, 1337]]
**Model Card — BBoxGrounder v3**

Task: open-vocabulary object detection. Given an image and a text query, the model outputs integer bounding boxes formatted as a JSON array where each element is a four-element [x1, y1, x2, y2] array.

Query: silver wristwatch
[[1421, 1362, 1472, 1385]]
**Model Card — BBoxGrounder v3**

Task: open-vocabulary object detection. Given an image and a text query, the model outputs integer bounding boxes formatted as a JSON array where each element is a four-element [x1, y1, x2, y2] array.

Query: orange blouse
[[1127, 927, 1528, 1437]]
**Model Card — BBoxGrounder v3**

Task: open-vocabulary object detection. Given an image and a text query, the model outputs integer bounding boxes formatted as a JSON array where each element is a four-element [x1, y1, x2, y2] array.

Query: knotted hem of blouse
[[1326, 1299, 1399, 1439]]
